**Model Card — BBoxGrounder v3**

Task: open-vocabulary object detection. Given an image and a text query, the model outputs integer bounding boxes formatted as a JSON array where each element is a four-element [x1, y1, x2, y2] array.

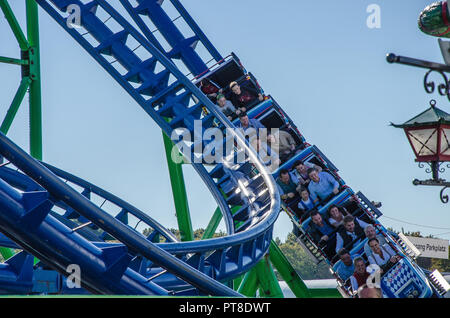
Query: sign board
[[405, 236, 449, 260], [439, 38, 450, 65]]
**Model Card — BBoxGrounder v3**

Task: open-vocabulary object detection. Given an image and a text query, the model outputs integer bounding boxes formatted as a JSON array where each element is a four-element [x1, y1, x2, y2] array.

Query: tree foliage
[[275, 232, 333, 280]]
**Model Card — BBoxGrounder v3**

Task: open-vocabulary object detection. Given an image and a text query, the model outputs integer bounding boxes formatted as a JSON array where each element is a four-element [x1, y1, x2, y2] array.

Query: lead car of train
[[193, 52, 449, 298]]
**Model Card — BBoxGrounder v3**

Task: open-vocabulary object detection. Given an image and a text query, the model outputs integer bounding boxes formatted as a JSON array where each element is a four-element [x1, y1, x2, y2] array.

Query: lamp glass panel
[[441, 128, 450, 155], [407, 128, 438, 156]]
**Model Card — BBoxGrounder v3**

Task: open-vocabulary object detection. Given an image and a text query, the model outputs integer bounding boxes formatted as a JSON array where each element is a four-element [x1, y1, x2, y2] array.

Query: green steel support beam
[[201, 206, 222, 240], [0, 1, 44, 264], [0, 0, 29, 50], [1, 76, 31, 134], [233, 274, 244, 291], [26, 1, 42, 266], [0, 56, 29, 66], [254, 255, 284, 298], [162, 130, 194, 242], [0, 248, 14, 261], [0, 0, 32, 262], [26, 0, 42, 160], [201, 194, 240, 240], [237, 267, 259, 297], [268, 240, 312, 298]]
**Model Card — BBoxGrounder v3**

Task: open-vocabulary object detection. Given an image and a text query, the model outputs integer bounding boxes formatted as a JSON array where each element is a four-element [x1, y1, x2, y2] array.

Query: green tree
[[276, 233, 333, 280], [430, 252, 450, 273]]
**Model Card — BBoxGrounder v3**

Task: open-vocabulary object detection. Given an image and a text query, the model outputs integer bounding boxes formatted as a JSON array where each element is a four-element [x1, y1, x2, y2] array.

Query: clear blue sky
[[1, 0, 450, 242]]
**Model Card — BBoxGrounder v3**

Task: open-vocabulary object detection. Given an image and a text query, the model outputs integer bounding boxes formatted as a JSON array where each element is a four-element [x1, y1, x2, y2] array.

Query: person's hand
[[321, 235, 329, 241], [333, 188, 339, 194], [227, 116, 233, 121], [258, 93, 263, 101], [208, 93, 217, 98], [287, 192, 295, 199], [235, 109, 241, 115], [240, 107, 246, 112], [291, 144, 296, 151], [390, 256, 398, 263]]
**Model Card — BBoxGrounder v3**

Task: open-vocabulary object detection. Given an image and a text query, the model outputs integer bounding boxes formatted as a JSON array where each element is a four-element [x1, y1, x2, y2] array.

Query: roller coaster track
[[0, 0, 282, 295], [1, 0, 446, 298]]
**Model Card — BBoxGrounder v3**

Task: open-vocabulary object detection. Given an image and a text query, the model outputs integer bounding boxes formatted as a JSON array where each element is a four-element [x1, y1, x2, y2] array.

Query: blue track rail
[[0, 0, 281, 295]]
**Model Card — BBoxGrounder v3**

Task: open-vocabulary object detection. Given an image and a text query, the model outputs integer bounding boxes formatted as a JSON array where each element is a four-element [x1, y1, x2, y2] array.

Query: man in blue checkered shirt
[[307, 167, 340, 204]]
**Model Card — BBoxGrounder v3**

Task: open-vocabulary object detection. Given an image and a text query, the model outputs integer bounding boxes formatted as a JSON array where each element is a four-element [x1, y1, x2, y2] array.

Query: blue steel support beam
[[169, 0, 222, 62], [35, 0, 236, 236], [0, 184, 169, 295], [28, 0, 280, 295], [119, 0, 219, 76]]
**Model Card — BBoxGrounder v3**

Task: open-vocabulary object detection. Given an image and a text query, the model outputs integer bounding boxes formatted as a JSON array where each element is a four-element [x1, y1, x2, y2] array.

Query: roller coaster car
[[242, 97, 306, 150], [288, 187, 436, 298], [274, 145, 338, 175], [194, 54, 307, 151], [190, 53, 442, 299], [194, 53, 262, 101], [195, 54, 266, 123], [194, 53, 248, 89], [270, 146, 345, 222], [333, 235, 436, 298], [290, 189, 378, 258]]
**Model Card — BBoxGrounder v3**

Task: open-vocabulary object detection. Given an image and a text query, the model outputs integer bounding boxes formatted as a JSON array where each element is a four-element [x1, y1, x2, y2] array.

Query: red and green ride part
[[419, 1, 450, 37]]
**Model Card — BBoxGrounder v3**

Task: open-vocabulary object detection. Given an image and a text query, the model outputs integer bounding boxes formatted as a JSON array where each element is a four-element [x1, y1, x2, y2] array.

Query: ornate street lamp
[[387, 2, 450, 203], [391, 100, 450, 202]]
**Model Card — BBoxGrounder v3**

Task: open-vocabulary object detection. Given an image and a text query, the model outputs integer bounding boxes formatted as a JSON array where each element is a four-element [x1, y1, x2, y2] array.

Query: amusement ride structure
[[0, 0, 449, 298]]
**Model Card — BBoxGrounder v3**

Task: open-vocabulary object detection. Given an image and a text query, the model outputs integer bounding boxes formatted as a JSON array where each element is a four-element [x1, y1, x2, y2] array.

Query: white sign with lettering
[[406, 236, 449, 259]]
